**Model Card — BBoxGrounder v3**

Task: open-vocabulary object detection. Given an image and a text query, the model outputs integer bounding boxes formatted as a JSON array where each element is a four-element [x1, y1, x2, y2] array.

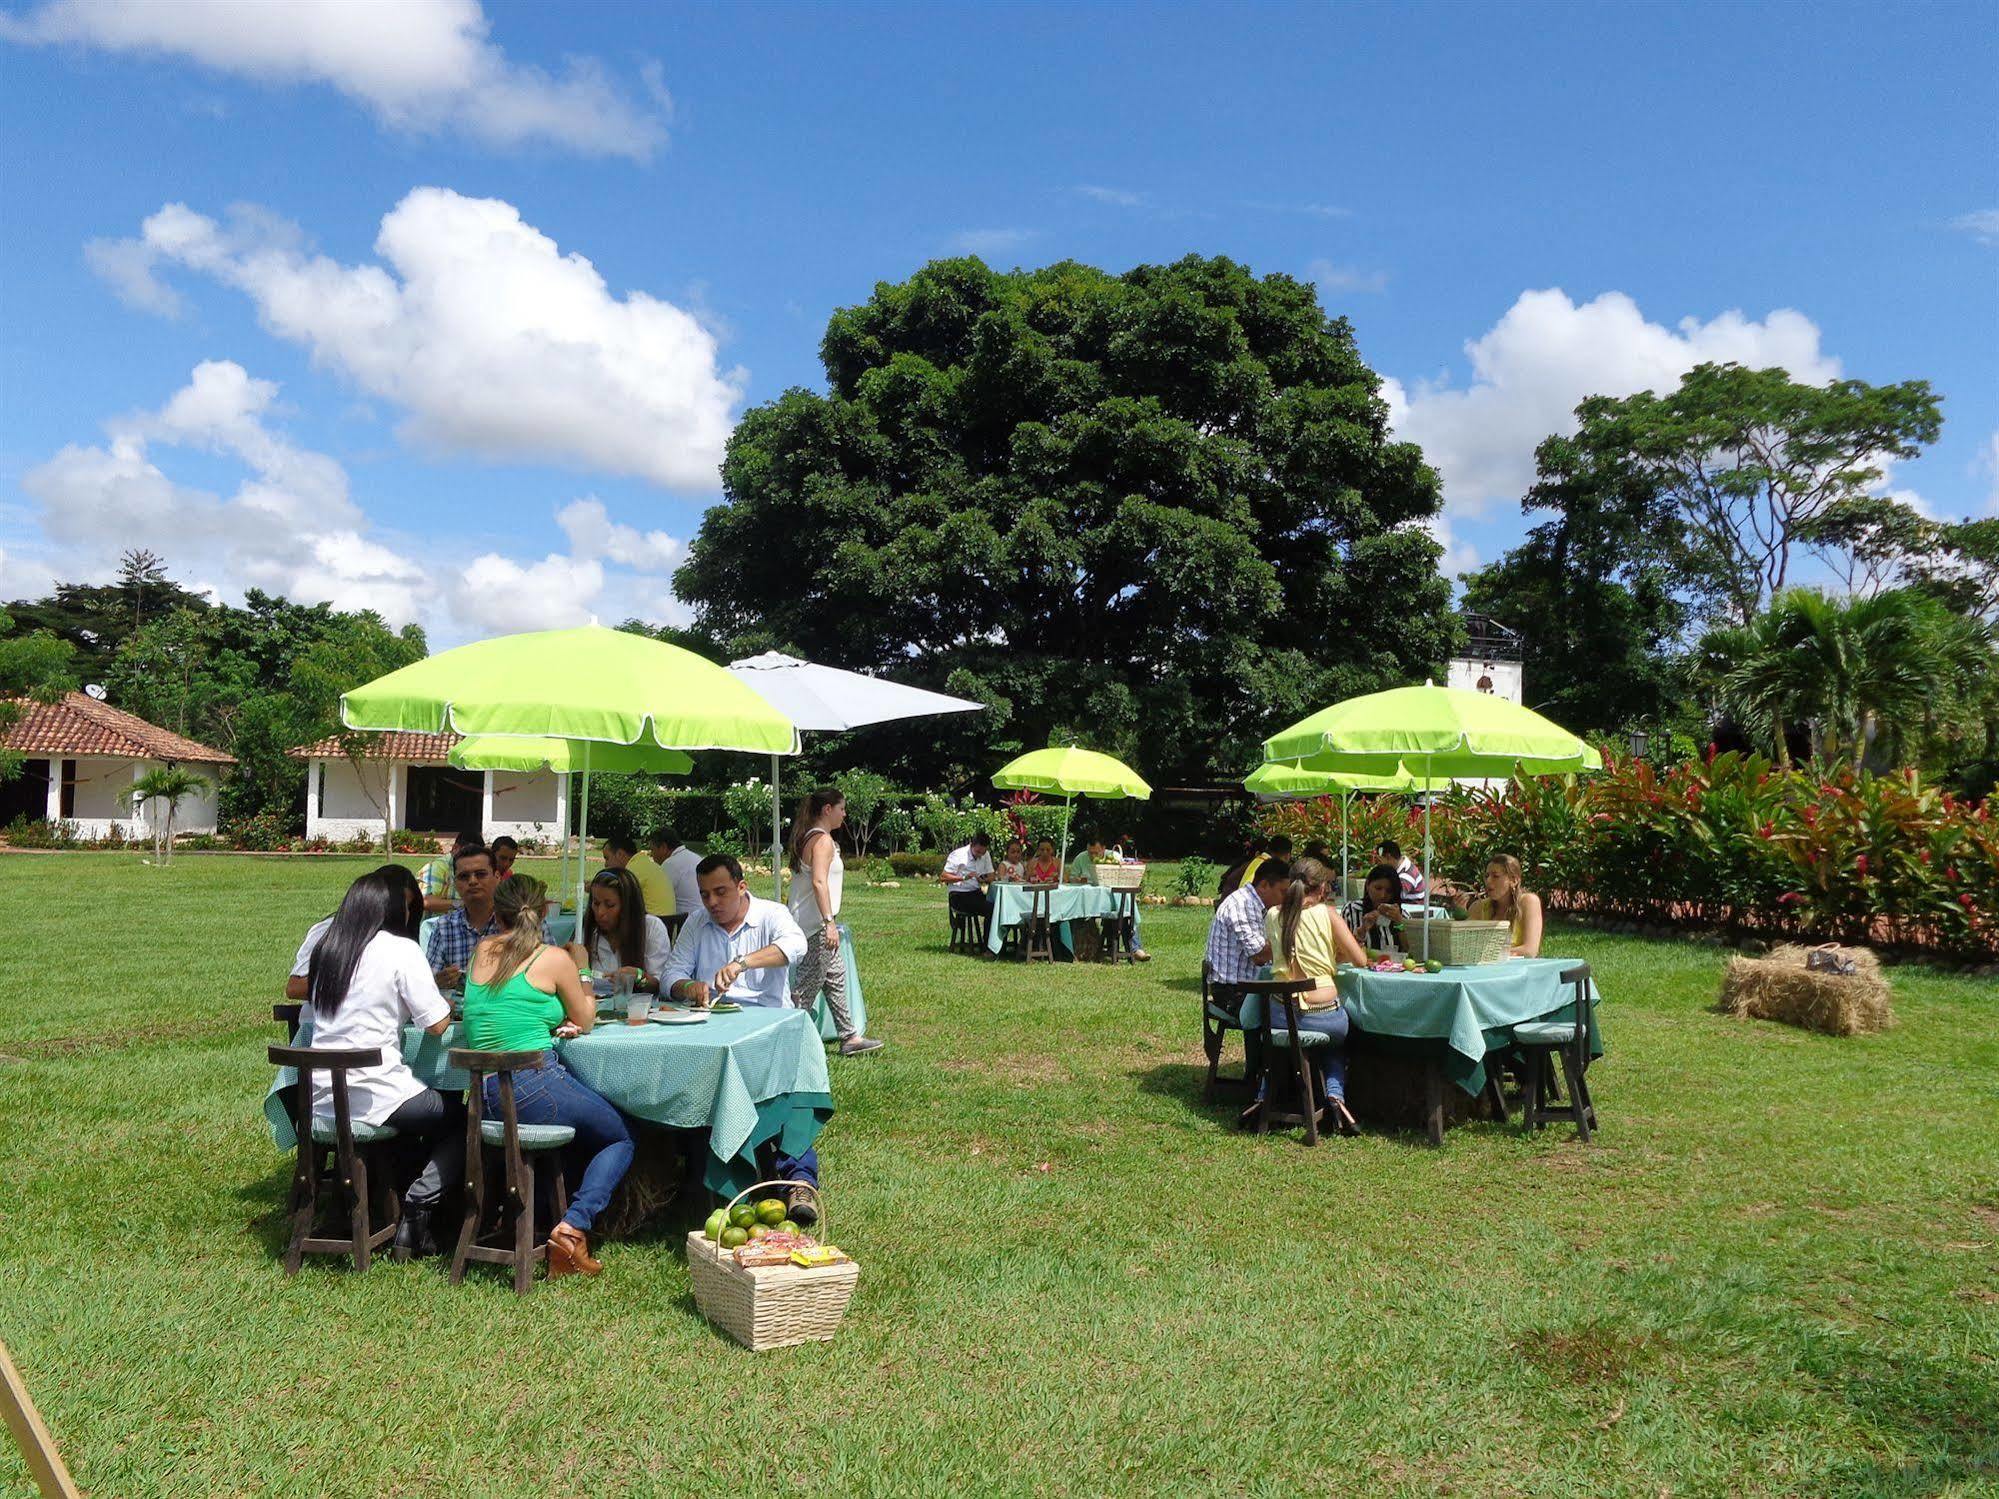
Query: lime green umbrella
[[992, 747, 1151, 870], [449, 736, 695, 915], [344, 627, 797, 922], [1262, 685, 1600, 961], [1243, 760, 1450, 889]]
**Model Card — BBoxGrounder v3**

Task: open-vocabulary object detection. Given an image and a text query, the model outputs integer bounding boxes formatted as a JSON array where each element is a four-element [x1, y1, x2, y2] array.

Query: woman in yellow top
[[1264, 857, 1370, 1133], [1440, 853, 1544, 957], [461, 874, 632, 1276]]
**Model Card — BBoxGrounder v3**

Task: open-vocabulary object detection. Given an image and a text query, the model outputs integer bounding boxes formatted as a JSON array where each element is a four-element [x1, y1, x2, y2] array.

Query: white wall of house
[[304, 758, 567, 843], [1446, 656, 1524, 704], [59, 756, 223, 838]]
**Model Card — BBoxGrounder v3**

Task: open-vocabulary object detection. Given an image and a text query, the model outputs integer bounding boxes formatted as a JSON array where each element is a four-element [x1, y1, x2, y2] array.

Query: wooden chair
[[1515, 962, 1598, 1142], [948, 898, 989, 954], [1239, 979, 1327, 1145], [1101, 888, 1139, 964], [1021, 884, 1057, 964], [273, 1002, 302, 1040], [1200, 960, 1258, 1099], [268, 1044, 401, 1274], [447, 1049, 574, 1295]]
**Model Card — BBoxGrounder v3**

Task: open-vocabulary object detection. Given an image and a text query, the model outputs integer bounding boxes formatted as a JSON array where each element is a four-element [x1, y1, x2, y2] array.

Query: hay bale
[[1717, 943, 1894, 1036]]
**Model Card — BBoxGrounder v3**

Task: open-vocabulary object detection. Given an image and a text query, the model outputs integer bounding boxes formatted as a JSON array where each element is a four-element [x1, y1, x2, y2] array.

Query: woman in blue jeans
[[462, 875, 633, 1276], [1265, 857, 1370, 1134]]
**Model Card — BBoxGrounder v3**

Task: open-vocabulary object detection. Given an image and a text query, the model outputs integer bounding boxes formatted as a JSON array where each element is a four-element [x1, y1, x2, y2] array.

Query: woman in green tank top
[[461, 875, 633, 1277]]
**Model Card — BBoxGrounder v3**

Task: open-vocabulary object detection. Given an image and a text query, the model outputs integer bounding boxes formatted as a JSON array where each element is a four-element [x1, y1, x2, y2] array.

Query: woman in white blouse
[[305, 867, 458, 1259], [568, 867, 671, 990]]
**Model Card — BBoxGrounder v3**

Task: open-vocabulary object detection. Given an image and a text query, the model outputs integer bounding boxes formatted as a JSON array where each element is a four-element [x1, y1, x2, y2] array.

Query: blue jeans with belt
[[483, 1054, 634, 1234], [1275, 1003, 1351, 1102]]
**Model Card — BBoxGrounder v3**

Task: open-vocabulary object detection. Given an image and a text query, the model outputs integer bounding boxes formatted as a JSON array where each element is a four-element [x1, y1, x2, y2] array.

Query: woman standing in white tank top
[[786, 787, 881, 1055]]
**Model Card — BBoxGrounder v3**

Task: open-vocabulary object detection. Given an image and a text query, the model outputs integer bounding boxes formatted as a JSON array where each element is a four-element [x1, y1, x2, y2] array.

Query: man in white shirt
[[656, 827, 704, 921], [942, 832, 995, 923], [660, 853, 820, 1219]]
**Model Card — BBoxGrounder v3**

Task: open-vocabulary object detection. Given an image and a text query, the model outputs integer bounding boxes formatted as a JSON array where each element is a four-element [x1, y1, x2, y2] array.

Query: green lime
[[729, 1204, 758, 1229], [704, 1208, 728, 1241], [756, 1198, 787, 1226], [1425, 959, 1443, 974], [719, 1226, 748, 1249], [747, 1223, 770, 1240], [778, 1220, 799, 1234]]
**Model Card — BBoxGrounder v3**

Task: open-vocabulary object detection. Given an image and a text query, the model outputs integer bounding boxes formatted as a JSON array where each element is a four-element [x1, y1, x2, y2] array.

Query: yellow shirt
[[625, 852, 675, 918], [1265, 904, 1342, 1009], [1467, 897, 1525, 946]]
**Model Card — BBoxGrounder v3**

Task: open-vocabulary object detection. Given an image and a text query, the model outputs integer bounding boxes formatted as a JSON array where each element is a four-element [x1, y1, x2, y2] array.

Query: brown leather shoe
[[548, 1222, 603, 1276]]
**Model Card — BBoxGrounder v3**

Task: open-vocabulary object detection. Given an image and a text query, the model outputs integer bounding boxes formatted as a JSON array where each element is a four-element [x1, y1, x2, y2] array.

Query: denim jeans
[[483, 1054, 634, 1233], [766, 1146, 818, 1191], [1286, 1004, 1351, 1101]]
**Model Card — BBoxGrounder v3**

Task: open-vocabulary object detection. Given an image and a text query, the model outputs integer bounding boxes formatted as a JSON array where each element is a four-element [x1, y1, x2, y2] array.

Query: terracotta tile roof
[[288, 731, 461, 763], [0, 692, 235, 764]]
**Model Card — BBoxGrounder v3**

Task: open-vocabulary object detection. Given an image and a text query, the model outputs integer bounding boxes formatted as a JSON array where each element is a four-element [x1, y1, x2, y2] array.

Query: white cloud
[[95, 189, 745, 490], [949, 228, 1038, 256], [1950, 209, 1999, 247], [1415, 515, 1479, 581], [1985, 430, 1999, 514], [9, 363, 687, 640], [1076, 184, 1144, 208], [1383, 289, 1840, 517], [83, 235, 185, 316], [0, 0, 665, 159], [1306, 258, 1388, 295]]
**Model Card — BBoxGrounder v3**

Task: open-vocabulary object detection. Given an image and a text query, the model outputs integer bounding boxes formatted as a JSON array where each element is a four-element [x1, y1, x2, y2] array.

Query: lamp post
[[1627, 727, 1649, 762]]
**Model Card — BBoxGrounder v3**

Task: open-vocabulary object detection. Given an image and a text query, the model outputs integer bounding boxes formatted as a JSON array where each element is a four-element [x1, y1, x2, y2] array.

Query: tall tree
[[674, 255, 1452, 786], [1551, 363, 1942, 625], [0, 608, 78, 783]]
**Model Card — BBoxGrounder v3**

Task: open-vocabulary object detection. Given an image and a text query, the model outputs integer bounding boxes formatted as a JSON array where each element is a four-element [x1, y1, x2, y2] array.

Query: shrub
[[878, 806, 916, 854], [3, 816, 79, 849], [388, 828, 431, 855], [340, 833, 380, 854], [889, 851, 945, 878], [224, 812, 290, 851], [1173, 856, 1218, 900]]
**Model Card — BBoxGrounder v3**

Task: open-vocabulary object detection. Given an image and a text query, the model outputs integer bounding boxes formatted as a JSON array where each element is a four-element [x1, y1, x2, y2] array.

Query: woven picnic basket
[[685, 1180, 858, 1351], [1094, 861, 1146, 890], [1400, 917, 1511, 967]]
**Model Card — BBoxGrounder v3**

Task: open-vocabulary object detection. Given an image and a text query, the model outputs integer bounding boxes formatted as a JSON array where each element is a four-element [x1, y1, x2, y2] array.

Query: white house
[[1447, 613, 1524, 705], [289, 732, 568, 845], [0, 691, 232, 837]]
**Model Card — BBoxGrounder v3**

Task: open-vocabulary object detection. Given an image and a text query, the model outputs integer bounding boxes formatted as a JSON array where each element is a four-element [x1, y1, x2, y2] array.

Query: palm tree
[[124, 765, 209, 864]]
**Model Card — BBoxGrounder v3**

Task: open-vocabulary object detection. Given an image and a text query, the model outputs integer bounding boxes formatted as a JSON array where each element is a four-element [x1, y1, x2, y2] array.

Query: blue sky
[[2, 0, 1994, 642]]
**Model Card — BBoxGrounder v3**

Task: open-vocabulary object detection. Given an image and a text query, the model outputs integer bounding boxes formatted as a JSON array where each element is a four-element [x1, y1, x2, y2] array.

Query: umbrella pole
[[1422, 755, 1433, 964], [555, 772, 570, 921], [771, 752, 783, 901], [1340, 793, 1349, 893], [1058, 796, 1073, 877], [575, 743, 592, 940]]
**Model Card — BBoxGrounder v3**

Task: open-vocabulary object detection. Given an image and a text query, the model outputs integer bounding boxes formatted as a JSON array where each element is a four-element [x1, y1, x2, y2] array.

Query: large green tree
[[674, 255, 1452, 786], [0, 607, 78, 784]]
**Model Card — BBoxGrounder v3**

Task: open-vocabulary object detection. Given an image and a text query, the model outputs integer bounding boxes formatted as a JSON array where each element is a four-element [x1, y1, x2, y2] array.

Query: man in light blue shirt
[[660, 852, 821, 1217], [662, 853, 809, 1007]]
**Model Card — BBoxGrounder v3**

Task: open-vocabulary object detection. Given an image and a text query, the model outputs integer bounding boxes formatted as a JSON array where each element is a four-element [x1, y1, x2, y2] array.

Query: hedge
[[1258, 751, 1997, 961]]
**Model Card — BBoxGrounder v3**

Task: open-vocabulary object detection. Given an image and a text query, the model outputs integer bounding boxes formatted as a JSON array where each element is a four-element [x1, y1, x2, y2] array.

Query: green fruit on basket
[[747, 1223, 770, 1240], [729, 1204, 757, 1229], [719, 1226, 749, 1249], [704, 1208, 728, 1241], [756, 1198, 787, 1226], [778, 1220, 799, 1234]]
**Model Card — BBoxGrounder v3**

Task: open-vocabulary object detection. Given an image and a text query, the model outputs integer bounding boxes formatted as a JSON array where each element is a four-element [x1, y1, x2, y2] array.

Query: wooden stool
[[448, 1049, 574, 1295], [1516, 963, 1598, 1142], [273, 1003, 302, 1041], [1101, 889, 1139, 964], [1022, 884, 1056, 963], [1239, 980, 1328, 1146], [268, 1044, 401, 1274], [1200, 960, 1256, 1099]]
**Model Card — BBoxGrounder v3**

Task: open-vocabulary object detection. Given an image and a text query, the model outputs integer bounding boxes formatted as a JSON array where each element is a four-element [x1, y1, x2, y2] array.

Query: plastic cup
[[612, 970, 636, 998], [625, 993, 650, 1025]]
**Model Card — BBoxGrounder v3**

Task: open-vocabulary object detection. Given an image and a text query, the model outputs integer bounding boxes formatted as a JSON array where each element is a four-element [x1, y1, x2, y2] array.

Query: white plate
[[650, 1010, 708, 1025]]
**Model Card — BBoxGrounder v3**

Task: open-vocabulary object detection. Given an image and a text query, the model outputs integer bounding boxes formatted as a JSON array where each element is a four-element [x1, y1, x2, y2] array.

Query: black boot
[[394, 1203, 439, 1260]]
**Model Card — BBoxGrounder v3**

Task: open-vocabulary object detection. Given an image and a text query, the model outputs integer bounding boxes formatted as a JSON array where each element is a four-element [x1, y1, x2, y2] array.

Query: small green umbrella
[[991, 747, 1151, 870], [1263, 685, 1600, 960], [448, 736, 695, 915], [344, 627, 796, 921], [1243, 759, 1449, 889]]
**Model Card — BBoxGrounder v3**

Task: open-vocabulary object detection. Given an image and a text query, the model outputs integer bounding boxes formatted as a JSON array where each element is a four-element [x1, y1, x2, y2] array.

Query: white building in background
[[289, 732, 568, 845], [0, 691, 232, 837], [1447, 613, 1524, 704]]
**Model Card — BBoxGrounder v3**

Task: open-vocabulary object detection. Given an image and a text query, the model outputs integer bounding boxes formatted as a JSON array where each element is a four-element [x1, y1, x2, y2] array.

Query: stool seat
[[1205, 1001, 1243, 1025], [311, 1117, 400, 1146], [481, 1120, 575, 1150], [1513, 1021, 1579, 1045]]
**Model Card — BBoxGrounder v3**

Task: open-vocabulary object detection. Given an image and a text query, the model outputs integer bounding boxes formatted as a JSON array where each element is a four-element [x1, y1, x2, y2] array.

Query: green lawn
[[1, 854, 1995, 1497]]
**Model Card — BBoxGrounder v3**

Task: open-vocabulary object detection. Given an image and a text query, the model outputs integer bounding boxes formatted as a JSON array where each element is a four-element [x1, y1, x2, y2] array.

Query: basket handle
[[719, 1177, 825, 1239]]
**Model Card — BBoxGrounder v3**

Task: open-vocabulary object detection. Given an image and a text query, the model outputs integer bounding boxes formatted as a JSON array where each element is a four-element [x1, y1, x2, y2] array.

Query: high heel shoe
[[547, 1222, 603, 1276]]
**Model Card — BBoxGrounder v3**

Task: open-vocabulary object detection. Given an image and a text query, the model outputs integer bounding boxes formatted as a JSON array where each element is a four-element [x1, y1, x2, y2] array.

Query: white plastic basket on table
[[685, 1179, 858, 1351], [1095, 862, 1145, 891]]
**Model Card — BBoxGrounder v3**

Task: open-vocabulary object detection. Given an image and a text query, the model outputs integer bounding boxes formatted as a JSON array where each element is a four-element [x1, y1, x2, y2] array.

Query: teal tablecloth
[[984, 883, 1141, 956], [803, 923, 867, 1040], [416, 912, 576, 953], [266, 1004, 832, 1196], [1334, 956, 1603, 1094]]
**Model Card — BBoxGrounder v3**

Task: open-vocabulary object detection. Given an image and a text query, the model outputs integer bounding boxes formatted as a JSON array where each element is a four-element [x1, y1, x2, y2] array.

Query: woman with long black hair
[[786, 787, 882, 1056], [305, 866, 460, 1258], [567, 866, 670, 991]]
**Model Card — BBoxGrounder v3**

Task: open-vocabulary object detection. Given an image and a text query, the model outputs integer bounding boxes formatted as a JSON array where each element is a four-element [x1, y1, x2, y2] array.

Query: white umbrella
[[726, 652, 984, 895]]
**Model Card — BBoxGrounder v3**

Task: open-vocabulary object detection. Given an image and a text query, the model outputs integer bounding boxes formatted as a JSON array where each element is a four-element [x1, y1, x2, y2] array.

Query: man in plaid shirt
[[1205, 856, 1291, 983], [425, 843, 502, 987]]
